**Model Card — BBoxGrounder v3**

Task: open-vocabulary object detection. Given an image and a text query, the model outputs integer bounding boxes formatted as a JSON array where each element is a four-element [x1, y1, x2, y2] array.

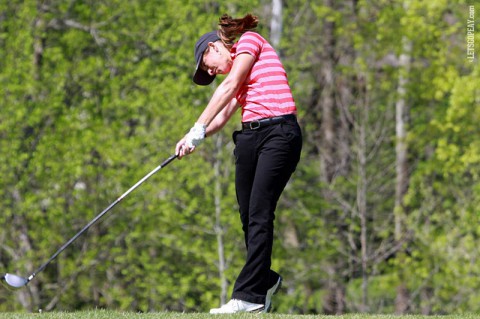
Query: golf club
[[1, 154, 177, 289]]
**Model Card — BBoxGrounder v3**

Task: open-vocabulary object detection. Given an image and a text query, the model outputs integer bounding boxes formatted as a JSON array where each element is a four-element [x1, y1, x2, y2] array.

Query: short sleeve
[[234, 32, 263, 59]]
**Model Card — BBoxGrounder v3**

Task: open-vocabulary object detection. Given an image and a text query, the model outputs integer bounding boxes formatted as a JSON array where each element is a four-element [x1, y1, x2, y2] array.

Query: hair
[[217, 13, 259, 49]]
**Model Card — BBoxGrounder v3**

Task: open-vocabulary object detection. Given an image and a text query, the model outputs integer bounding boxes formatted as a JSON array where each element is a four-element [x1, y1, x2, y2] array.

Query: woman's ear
[[208, 41, 220, 53], [208, 42, 218, 52]]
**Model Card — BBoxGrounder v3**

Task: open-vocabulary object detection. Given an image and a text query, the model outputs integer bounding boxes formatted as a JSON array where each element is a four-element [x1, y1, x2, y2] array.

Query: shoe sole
[[264, 276, 282, 313], [249, 305, 266, 313], [210, 302, 265, 314], [210, 305, 265, 314]]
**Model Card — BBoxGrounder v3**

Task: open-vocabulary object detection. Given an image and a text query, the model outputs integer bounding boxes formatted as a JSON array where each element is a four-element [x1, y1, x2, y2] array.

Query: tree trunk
[[318, 0, 336, 183], [270, 0, 282, 49], [323, 278, 346, 314], [394, 27, 412, 315], [213, 135, 228, 305], [357, 86, 369, 312], [11, 2, 48, 303], [394, 37, 411, 244]]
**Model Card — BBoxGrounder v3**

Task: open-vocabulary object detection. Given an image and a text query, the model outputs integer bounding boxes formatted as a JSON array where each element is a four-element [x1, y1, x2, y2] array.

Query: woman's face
[[200, 41, 233, 76]]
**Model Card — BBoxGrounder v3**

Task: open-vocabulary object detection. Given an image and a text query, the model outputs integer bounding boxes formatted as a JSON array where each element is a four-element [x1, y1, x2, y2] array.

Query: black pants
[[231, 117, 302, 304]]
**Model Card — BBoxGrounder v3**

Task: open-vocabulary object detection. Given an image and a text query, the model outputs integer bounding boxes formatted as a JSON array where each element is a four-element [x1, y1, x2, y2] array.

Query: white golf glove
[[185, 122, 207, 148]]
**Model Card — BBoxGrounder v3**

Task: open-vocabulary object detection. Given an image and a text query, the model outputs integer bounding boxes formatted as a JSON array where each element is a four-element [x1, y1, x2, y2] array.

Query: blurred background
[[0, 0, 479, 314]]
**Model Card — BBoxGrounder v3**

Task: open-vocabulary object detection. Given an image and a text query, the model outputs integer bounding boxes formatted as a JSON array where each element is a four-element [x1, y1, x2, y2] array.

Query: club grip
[[161, 154, 178, 167]]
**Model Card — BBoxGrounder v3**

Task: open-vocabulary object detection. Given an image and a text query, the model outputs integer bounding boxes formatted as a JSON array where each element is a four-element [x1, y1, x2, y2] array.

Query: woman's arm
[[176, 53, 253, 157], [206, 98, 240, 137], [196, 53, 254, 126], [175, 98, 240, 158]]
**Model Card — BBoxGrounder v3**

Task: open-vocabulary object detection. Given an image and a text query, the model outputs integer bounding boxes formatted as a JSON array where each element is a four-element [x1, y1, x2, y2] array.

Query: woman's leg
[[232, 123, 302, 304]]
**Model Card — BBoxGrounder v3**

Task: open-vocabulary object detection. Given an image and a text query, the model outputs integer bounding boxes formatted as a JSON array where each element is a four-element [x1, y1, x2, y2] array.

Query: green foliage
[[0, 0, 478, 315], [403, 61, 480, 313]]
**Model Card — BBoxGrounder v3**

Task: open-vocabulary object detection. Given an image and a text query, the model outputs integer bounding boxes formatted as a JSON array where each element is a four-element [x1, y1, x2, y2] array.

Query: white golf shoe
[[209, 299, 264, 314]]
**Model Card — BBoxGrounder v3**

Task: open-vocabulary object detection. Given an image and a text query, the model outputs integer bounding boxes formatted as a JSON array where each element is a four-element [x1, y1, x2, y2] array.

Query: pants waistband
[[242, 114, 296, 131]]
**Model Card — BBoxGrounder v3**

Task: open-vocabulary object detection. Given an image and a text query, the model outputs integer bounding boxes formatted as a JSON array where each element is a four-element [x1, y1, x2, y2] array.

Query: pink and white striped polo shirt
[[231, 32, 297, 122]]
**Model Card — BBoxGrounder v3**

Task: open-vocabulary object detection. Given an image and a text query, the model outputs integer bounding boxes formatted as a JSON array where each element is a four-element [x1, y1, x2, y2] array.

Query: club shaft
[[30, 154, 177, 280]]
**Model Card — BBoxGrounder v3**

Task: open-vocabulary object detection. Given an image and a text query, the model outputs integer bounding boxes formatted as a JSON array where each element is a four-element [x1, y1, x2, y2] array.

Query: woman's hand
[[175, 136, 195, 159], [175, 122, 207, 159]]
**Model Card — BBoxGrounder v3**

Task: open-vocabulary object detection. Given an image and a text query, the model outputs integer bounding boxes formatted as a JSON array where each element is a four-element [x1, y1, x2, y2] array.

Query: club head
[[1, 273, 29, 289]]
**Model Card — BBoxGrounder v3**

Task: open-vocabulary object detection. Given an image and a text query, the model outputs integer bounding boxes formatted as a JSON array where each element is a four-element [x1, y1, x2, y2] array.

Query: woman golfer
[[175, 13, 302, 314]]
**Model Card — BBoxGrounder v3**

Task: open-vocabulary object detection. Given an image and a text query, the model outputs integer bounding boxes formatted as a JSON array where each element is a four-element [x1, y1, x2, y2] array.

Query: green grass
[[1, 311, 480, 319]]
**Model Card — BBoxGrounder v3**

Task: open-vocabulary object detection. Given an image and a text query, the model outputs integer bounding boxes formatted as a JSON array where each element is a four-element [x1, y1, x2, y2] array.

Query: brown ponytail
[[217, 13, 259, 49]]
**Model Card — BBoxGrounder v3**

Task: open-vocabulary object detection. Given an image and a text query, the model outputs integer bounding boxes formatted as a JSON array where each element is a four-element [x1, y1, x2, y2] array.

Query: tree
[[1, 0, 477, 314]]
